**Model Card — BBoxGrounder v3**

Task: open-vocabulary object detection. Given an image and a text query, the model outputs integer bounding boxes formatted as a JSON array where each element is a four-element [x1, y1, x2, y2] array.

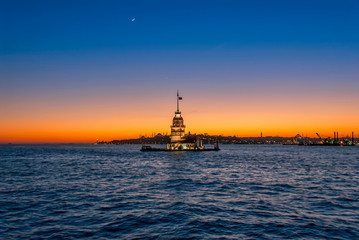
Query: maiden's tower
[[141, 91, 219, 151], [167, 91, 202, 150]]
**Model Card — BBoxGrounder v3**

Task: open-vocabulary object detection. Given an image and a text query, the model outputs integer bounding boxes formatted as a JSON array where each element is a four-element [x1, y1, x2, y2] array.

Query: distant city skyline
[[1, 0, 359, 143]]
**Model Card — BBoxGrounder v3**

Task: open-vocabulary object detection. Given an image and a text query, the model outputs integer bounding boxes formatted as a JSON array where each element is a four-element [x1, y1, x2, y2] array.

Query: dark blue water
[[1, 144, 358, 239]]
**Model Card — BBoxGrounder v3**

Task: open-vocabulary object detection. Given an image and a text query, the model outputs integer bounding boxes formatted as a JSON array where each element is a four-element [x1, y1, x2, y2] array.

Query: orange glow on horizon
[[1, 90, 358, 143]]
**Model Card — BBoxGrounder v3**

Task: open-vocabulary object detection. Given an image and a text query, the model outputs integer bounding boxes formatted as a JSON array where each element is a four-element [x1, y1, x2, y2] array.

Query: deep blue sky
[[1, 0, 359, 93], [1, 0, 359, 91], [2, 0, 359, 54]]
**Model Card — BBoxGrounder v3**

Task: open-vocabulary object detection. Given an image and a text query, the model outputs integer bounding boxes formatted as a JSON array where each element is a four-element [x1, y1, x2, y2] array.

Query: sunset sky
[[1, 0, 359, 143]]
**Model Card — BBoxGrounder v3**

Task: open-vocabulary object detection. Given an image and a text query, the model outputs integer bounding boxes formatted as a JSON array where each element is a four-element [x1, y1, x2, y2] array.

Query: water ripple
[[1, 144, 358, 239]]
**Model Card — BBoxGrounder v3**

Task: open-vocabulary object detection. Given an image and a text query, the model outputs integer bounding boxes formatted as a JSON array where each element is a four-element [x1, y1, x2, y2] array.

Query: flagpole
[[177, 90, 179, 112]]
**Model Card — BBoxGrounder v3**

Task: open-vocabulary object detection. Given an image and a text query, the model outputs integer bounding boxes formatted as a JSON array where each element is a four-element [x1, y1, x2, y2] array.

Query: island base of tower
[[140, 145, 220, 152]]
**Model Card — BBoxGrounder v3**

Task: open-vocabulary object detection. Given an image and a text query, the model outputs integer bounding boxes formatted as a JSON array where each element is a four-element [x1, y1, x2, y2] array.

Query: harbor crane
[[316, 132, 322, 140]]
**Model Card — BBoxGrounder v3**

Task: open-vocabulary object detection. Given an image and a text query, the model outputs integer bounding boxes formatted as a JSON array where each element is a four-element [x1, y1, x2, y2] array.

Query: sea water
[[1, 144, 358, 239]]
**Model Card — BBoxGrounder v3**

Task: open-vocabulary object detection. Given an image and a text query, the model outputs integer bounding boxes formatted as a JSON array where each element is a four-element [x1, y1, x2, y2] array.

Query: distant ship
[[141, 91, 219, 151]]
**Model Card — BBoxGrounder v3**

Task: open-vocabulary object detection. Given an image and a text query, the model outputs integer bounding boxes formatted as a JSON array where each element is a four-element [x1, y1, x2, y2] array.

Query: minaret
[[170, 91, 185, 143]]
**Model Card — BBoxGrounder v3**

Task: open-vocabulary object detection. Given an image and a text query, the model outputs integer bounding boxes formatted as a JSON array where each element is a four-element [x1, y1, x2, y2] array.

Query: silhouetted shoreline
[[96, 133, 357, 145]]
